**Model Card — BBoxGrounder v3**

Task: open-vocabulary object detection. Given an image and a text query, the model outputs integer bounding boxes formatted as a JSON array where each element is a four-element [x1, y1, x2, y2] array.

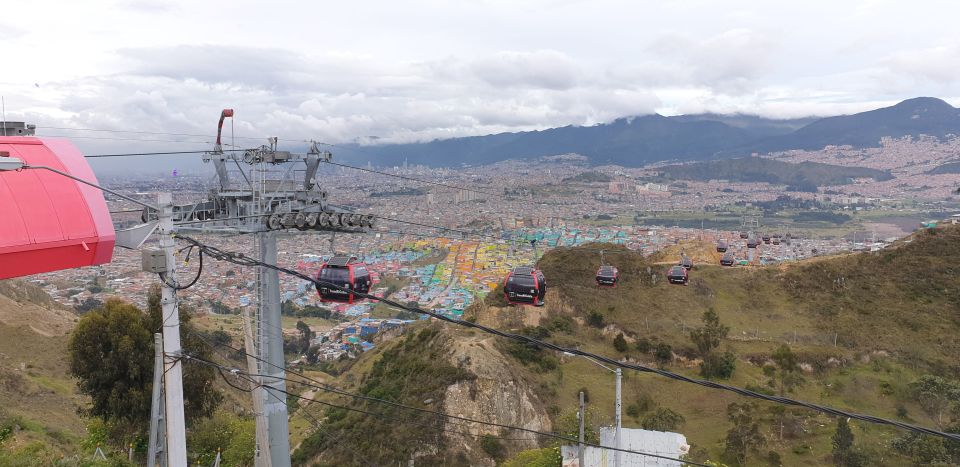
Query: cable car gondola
[[667, 265, 688, 285], [503, 266, 546, 306], [717, 240, 728, 253], [679, 255, 694, 270], [315, 255, 372, 304], [596, 265, 619, 287], [739, 231, 749, 239], [720, 252, 736, 266]]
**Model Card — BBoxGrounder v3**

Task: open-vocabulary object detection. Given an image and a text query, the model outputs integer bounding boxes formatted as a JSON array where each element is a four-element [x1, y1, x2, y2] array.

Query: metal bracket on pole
[[116, 221, 159, 250]]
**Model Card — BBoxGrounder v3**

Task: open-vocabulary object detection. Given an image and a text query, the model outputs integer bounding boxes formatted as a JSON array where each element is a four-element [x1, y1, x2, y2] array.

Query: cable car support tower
[[149, 110, 375, 466]]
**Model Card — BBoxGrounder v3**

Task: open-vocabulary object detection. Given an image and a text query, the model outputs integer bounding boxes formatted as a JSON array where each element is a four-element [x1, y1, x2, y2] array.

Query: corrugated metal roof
[[0, 137, 114, 279]]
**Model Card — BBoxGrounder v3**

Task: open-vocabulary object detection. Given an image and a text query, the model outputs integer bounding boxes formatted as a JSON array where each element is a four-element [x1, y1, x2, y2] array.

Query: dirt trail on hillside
[[649, 240, 724, 267]]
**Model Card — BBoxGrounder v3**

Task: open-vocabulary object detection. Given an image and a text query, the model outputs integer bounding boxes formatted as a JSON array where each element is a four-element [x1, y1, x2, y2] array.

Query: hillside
[[334, 97, 960, 167], [291, 324, 552, 466], [0, 280, 88, 461], [928, 161, 960, 174], [657, 157, 893, 187], [741, 97, 960, 154]]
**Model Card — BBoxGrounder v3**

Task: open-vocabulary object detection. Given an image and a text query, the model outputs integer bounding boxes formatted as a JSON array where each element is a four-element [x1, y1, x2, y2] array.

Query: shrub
[[635, 337, 652, 354], [641, 408, 685, 431], [654, 343, 672, 367], [613, 333, 628, 352], [480, 435, 505, 462], [587, 311, 605, 328]]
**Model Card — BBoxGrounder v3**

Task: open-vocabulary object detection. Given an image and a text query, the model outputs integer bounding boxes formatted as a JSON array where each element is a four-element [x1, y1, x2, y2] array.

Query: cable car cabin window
[[319, 267, 350, 284], [510, 275, 536, 288]]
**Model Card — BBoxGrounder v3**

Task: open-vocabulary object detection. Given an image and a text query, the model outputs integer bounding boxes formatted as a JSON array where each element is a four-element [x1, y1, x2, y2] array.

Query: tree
[[613, 333, 628, 352], [833, 417, 853, 466], [69, 287, 221, 431], [641, 408, 685, 431], [770, 344, 804, 395], [891, 433, 953, 466], [654, 343, 672, 368], [691, 309, 735, 379], [909, 375, 960, 429], [690, 308, 729, 356], [69, 299, 153, 423], [296, 320, 315, 355], [723, 402, 766, 466]]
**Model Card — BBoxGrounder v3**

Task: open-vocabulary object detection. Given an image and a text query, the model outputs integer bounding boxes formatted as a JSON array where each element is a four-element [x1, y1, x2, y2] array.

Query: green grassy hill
[[519, 224, 960, 466], [0, 280, 89, 462]]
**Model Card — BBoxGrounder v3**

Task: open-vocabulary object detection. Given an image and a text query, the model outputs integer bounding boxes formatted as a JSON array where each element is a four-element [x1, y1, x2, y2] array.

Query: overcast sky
[[3, 0, 960, 159]]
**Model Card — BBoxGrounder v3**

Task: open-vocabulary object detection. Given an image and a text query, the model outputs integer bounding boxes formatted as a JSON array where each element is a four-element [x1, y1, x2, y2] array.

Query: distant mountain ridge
[[336, 97, 960, 167], [658, 157, 893, 189]]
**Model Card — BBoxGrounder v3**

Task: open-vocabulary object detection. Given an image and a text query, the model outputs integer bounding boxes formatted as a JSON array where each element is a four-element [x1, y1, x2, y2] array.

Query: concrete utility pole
[[615, 368, 622, 467], [259, 232, 291, 467], [578, 391, 585, 467], [157, 193, 188, 467], [148, 333, 165, 467]]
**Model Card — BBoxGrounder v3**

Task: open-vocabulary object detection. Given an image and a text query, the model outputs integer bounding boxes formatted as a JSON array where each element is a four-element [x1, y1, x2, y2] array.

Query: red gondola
[[667, 265, 688, 285], [504, 266, 546, 306], [315, 255, 371, 304], [596, 265, 619, 287]]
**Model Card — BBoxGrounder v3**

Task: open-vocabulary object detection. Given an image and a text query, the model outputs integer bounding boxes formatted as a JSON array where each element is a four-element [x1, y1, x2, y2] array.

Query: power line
[[182, 351, 703, 465], [38, 125, 271, 142], [39, 133, 215, 144], [85, 149, 243, 158], [325, 160, 501, 197], [173, 234, 960, 443], [371, 215, 503, 242]]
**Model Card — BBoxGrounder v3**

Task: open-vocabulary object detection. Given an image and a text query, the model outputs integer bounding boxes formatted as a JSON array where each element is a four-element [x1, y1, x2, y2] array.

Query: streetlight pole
[[615, 368, 622, 467], [564, 352, 622, 467]]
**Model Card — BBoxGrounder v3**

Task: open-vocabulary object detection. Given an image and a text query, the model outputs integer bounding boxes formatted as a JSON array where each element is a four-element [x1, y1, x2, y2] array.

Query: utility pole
[[157, 193, 188, 467], [259, 231, 291, 467], [148, 333, 165, 467], [615, 368, 622, 467], [578, 391, 585, 467]]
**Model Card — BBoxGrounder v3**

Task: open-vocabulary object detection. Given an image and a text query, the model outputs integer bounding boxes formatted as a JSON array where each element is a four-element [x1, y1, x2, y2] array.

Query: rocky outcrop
[[442, 334, 552, 466]]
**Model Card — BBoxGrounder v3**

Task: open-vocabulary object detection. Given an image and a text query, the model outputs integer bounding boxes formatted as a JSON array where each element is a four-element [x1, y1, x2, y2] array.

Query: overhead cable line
[[181, 351, 703, 465], [173, 234, 960, 443], [324, 160, 501, 197], [38, 125, 271, 142], [84, 149, 244, 158]]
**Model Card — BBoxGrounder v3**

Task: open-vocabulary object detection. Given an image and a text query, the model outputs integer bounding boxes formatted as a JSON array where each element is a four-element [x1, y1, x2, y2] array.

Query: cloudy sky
[[3, 0, 960, 158]]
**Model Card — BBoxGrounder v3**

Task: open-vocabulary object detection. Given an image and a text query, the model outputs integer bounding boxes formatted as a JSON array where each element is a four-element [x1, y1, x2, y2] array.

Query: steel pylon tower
[[153, 110, 375, 466]]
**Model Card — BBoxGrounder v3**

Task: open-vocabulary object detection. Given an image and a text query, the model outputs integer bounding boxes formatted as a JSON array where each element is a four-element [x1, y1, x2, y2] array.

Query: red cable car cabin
[[595, 265, 619, 287], [503, 266, 546, 307], [315, 255, 371, 304]]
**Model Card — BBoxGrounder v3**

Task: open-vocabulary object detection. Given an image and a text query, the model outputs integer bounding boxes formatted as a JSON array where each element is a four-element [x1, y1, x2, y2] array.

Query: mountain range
[[336, 97, 960, 167]]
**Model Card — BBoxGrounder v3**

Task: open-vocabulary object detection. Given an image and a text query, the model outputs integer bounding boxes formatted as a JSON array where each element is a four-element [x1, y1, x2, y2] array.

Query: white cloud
[[3, 0, 960, 164]]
